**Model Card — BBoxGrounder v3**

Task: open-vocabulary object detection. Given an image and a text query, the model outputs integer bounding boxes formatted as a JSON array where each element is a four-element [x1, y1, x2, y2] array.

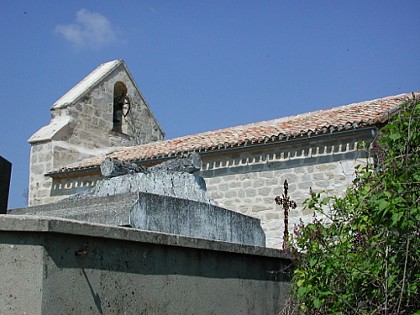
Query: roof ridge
[[52, 60, 122, 109], [129, 92, 412, 142]]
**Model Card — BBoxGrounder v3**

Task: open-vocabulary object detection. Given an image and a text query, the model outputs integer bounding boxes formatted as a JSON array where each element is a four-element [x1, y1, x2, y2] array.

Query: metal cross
[[275, 180, 297, 250]]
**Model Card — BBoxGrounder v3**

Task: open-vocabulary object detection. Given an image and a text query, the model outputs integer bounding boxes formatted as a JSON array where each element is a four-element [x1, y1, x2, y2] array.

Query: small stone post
[[0, 156, 12, 214]]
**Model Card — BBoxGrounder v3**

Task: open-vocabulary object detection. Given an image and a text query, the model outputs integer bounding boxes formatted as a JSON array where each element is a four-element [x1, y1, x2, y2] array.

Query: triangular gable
[[29, 59, 164, 144], [52, 60, 121, 109]]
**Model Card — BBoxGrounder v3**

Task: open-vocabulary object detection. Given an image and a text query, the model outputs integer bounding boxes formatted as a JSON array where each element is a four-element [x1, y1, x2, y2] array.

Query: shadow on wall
[[1, 226, 292, 314], [200, 138, 368, 177], [51, 176, 100, 197], [2, 232, 292, 282]]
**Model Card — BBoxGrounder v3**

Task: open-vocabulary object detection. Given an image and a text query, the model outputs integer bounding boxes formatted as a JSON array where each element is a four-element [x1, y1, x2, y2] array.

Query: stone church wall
[[200, 131, 372, 248], [29, 142, 54, 206]]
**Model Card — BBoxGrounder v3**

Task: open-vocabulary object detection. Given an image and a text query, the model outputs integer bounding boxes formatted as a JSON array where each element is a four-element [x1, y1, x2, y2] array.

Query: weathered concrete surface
[[9, 193, 138, 226], [0, 215, 292, 315], [74, 171, 216, 205], [131, 192, 265, 246], [148, 152, 202, 173], [11, 191, 265, 246], [0, 156, 12, 213], [100, 157, 145, 177], [100, 153, 202, 178]]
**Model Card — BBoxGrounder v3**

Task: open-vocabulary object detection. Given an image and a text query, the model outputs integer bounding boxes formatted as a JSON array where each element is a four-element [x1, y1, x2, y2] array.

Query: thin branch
[[397, 212, 411, 313]]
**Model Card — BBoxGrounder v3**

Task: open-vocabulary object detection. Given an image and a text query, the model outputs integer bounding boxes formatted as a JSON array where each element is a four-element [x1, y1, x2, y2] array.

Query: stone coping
[[0, 215, 291, 260]]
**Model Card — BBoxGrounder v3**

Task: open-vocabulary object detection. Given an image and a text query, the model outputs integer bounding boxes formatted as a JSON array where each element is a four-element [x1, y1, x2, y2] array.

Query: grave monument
[[0, 156, 12, 214], [11, 153, 266, 246]]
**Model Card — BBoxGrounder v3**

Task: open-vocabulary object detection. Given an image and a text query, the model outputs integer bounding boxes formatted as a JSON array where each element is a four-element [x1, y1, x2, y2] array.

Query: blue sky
[[0, 1, 419, 209]]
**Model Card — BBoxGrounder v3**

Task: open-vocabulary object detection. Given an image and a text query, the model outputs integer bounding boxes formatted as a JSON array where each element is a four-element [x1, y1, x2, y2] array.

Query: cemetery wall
[[0, 215, 292, 315]]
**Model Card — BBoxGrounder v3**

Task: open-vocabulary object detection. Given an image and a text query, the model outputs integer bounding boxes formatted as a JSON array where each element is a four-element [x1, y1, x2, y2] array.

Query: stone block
[[219, 183, 229, 191], [245, 189, 257, 198], [264, 212, 280, 221], [11, 193, 138, 226], [224, 190, 237, 198], [78, 171, 215, 205], [229, 181, 242, 189], [265, 178, 279, 186], [252, 178, 265, 188], [315, 163, 336, 171], [130, 192, 266, 246], [257, 188, 271, 197], [30, 164, 44, 174], [207, 177, 222, 184], [298, 181, 312, 190], [259, 171, 274, 178], [312, 173, 324, 180], [317, 180, 330, 188]]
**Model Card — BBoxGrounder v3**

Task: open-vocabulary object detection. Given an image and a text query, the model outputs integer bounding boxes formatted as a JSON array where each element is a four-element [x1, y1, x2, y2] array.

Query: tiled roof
[[54, 92, 416, 175]]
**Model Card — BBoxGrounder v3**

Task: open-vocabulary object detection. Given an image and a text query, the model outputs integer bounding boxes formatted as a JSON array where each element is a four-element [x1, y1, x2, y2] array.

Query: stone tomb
[[0, 156, 12, 214], [11, 155, 266, 247]]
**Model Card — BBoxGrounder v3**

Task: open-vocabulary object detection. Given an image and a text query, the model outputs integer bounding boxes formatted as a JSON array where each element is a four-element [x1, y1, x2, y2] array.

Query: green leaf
[[378, 199, 389, 212], [297, 286, 307, 298], [313, 297, 321, 308], [383, 191, 392, 198], [387, 274, 397, 289], [391, 211, 404, 226], [389, 132, 401, 141]]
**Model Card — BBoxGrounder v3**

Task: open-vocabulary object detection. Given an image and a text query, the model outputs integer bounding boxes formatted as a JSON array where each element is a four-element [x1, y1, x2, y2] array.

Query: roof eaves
[[46, 165, 101, 178], [47, 124, 379, 178]]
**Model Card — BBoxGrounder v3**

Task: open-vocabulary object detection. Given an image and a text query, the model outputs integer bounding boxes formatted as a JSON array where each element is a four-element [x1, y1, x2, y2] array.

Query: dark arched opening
[[113, 81, 128, 133]]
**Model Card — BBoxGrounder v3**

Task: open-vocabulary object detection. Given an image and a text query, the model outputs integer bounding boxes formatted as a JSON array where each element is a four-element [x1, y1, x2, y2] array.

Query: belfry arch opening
[[113, 81, 130, 133]]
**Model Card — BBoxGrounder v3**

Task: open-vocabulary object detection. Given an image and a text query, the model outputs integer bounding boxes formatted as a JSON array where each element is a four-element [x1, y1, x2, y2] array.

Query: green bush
[[289, 96, 419, 314]]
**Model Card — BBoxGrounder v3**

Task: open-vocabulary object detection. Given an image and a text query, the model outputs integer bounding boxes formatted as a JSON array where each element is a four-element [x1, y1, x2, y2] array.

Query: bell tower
[[28, 60, 164, 206]]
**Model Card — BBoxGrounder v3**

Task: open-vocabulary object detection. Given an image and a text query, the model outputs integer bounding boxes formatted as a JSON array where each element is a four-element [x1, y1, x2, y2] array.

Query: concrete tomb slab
[[73, 169, 215, 205], [10, 193, 138, 226], [131, 192, 265, 246], [11, 191, 265, 246], [11, 154, 266, 246]]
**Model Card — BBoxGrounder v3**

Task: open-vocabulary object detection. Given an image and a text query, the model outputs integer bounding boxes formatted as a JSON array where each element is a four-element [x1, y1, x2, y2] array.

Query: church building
[[28, 60, 415, 248]]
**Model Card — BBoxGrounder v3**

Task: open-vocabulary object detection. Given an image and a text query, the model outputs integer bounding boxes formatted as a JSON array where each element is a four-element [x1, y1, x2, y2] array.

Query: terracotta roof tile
[[55, 92, 417, 174]]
